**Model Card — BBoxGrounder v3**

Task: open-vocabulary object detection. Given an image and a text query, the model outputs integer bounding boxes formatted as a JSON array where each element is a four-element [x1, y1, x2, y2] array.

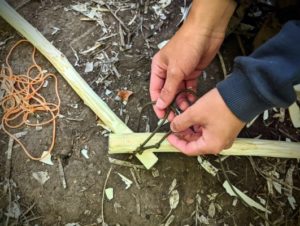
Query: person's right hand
[[150, 0, 236, 120]]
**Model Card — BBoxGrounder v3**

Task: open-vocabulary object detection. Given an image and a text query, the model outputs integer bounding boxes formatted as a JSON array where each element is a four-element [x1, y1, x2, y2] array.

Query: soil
[[0, 0, 300, 226]]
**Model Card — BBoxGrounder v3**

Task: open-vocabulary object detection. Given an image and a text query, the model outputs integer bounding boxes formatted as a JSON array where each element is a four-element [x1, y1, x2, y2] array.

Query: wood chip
[[197, 156, 218, 176], [117, 172, 133, 189], [39, 151, 54, 165], [32, 171, 50, 185], [58, 156, 67, 189], [105, 188, 114, 200]]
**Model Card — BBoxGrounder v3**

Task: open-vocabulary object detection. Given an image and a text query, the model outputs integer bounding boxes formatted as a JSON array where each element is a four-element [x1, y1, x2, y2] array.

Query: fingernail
[[156, 98, 166, 109]]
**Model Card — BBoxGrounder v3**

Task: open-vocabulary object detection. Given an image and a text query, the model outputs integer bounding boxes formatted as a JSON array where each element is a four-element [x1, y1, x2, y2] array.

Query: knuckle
[[161, 87, 173, 97], [210, 142, 224, 154], [171, 120, 181, 132], [168, 68, 182, 79]]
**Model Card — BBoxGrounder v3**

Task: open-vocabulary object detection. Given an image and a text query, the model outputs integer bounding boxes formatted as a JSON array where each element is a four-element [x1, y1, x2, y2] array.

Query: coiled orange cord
[[0, 40, 60, 160]]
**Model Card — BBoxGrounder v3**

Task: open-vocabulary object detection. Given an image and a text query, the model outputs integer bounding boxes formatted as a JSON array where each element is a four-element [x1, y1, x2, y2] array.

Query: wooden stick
[[0, 0, 158, 169], [109, 133, 300, 159]]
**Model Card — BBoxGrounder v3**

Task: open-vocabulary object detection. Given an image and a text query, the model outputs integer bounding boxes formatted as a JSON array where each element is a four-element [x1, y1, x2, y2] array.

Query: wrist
[[185, 0, 237, 38]]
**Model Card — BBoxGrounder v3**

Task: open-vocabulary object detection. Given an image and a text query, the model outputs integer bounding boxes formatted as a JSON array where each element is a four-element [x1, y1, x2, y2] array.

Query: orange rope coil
[[0, 40, 61, 160]]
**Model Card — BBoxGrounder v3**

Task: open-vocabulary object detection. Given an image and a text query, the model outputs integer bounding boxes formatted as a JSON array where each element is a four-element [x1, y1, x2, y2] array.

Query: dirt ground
[[0, 0, 300, 225]]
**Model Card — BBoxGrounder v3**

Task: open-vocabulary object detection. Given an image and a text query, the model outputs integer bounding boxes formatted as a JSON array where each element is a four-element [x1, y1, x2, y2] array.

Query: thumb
[[156, 68, 183, 110], [170, 108, 196, 132]]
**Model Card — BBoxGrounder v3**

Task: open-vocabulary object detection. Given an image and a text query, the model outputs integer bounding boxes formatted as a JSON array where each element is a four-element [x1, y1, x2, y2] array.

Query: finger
[[176, 94, 189, 111], [156, 68, 183, 110], [178, 129, 201, 141], [168, 134, 202, 156], [153, 105, 166, 119], [185, 78, 198, 103], [150, 55, 167, 118], [170, 107, 196, 132], [168, 134, 219, 156]]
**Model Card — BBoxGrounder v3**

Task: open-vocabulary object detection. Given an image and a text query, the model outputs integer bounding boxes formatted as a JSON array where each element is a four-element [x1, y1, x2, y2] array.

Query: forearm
[[185, 0, 237, 37], [217, 21, 300, 122]]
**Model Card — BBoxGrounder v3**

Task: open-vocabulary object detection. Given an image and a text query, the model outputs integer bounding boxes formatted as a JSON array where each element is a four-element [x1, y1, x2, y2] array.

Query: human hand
[[150, 0, 236, 119], [168, 88, 245, 155]]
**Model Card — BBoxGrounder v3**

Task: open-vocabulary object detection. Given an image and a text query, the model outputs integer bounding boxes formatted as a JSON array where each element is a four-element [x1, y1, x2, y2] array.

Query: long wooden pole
[[0, 0, 158, 169], [109, 133, 300, 159]]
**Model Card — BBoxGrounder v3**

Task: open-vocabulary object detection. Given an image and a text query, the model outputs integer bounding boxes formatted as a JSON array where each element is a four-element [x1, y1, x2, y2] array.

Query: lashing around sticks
[[134, 89, 197, 154]]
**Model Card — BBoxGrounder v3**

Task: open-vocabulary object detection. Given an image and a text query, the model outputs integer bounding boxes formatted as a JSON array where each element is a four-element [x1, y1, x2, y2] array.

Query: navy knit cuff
[[216, 71, 273, 122]]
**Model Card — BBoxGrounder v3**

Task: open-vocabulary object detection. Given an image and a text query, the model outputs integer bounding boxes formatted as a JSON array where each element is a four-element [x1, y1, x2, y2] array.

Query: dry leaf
[[285, 164, 295, 196], [196, 194, 202, 206], [32, 171, 50, 185], [169, 190, 179, 210], [208, 202, 216, 218], [197, 215, 209, 224], [223, 181, 271, 213], [168, 179, 177, 194], [288, 195, 297, 210], [117, 90, 133, 104], [272, 181, 282, 194]]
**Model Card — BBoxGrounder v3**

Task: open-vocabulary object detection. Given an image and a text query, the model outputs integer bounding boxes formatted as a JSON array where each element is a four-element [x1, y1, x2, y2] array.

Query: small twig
[[57, 156, 67, 189], [162, 209, 172, 224], [5, 181, 12, 226], [5, 137, 14, 180], [64, 117, 84, 122], [108, 157, 145, 169], [130, 168, 141, 189], [23, 216, 42, 223], [69, 24, 98, 47], [144, 0, 150, 14], [20, 202, 36, 218], [118, 23, 125, 47], [70, 45, 79, 66], [104, 3, 130, 33], [217, 52, 227, 78], [248, 157, 258, 176], [0, 35, 14, 47], [195, 196, 198, 226], [132, 193, 141, 215], [278, 128, 300, 142], [101, 166, 112, 226], [236, 34, 246, 56], [15, 0, 32, 10]]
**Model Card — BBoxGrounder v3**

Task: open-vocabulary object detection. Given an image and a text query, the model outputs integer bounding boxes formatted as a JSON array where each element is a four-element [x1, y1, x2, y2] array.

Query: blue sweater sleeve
[[217, 20, 300, 122]]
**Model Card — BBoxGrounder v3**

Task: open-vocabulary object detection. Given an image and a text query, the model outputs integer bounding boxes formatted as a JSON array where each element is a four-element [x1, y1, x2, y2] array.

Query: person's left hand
[[168, 88, 245, 155]]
